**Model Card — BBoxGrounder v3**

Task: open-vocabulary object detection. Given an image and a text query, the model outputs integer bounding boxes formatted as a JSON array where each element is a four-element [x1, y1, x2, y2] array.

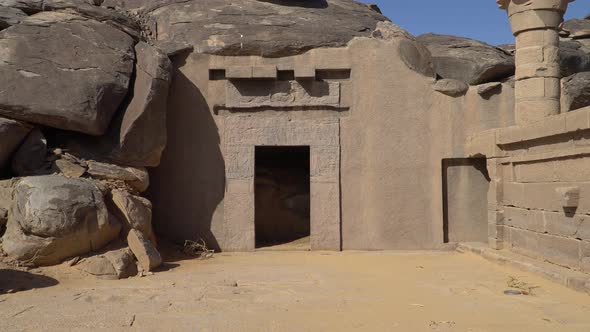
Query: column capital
[[497, 0, 574, 14], [497, 0, 574, 36]]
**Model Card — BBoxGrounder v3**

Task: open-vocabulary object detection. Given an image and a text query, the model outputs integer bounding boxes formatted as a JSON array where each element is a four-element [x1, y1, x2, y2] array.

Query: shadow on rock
[[0, 269, 59, 294], [256, 0, 328, 9]]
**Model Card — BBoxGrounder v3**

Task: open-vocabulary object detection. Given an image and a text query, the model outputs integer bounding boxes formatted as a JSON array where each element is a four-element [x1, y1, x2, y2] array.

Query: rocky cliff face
[[1, 0, 587, 276], [0, 0, 389, 277]]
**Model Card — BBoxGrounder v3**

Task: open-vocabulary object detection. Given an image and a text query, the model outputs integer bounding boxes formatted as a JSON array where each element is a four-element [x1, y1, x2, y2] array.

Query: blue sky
[[366, 1, 589, 46]]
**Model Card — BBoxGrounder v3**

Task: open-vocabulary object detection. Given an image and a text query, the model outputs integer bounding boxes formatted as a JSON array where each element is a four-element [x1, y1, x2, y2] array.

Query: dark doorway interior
[[255, 146, 310, 248], [442, 158, 490, 243]]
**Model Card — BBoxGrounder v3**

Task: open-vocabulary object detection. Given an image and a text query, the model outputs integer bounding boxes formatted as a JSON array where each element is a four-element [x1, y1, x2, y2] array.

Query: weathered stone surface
[[0, 207, 7, 227], [477, 82, 502, 97], [0, 0, 43, 14], [110, 189, 153, 241], [560, 41, 590, 77], [0, 6, 26, 29], [138, 0, 388, 57], [372, 21, 435, 78], [127, 229, 161, 271], [562, 19, 590, 39], [416, 33, 515, 85], [562, 71, 590, 112], [0, 0, 140, 36], [53, 159, 86, 178], [87, 161, 149, 192], [76, 247, 137, 279], [497, 43, 515, 55], [432, 79, 468, 97], [495, 41, 586, 78], [109, 42, 172, 167], [225, 80, 341, 109], [11, 128, 47, 176], [0, 11, 134, 135], [0, 178, 16, 213], [2, 175, 121, 265], [0, 117, 31, 174]]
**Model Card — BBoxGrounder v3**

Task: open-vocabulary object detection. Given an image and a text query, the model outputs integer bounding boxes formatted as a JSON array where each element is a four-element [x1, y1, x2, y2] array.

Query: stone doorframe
[[222, 115, 341, 251]]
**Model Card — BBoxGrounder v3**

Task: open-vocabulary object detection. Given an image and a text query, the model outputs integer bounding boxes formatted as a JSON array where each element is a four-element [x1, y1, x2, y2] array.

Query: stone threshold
[[457, 242, 590, 295]]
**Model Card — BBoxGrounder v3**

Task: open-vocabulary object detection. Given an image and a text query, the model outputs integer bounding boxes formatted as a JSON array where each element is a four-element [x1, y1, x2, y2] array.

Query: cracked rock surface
[[0, 11, 134, 135]]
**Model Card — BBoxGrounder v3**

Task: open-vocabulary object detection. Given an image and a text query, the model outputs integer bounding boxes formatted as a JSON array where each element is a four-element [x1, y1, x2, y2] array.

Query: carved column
[[497, 0, 574, 124]]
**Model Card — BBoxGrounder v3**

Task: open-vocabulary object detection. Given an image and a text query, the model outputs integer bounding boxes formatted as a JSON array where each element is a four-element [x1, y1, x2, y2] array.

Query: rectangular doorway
[[255, 146, 311, 249], [442, 158, 490, 243]]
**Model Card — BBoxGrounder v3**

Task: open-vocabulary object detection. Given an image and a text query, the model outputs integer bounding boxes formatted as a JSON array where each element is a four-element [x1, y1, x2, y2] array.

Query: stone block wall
[[468, 106, 590, 274]]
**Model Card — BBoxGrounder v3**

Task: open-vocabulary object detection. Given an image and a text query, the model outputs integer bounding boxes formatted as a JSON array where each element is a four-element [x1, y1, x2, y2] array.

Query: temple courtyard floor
[[1, 250, 590, 331]]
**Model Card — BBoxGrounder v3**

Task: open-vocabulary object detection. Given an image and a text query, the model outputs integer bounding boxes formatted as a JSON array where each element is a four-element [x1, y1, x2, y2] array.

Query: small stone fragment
[[433, 79, 469, 97], [110, 189, 153, 240], [54, 159, 86, 178], [127, 229, 161, 272], [477, 82, 502, 97]]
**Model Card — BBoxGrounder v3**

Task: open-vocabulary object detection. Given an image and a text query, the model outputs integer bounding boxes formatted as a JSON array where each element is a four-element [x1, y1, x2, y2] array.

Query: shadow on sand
[[0, 269, 59, 295]]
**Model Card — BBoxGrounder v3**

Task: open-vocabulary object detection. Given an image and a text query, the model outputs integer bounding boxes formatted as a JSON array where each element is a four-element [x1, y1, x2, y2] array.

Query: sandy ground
[[0, 250, 590, 332]]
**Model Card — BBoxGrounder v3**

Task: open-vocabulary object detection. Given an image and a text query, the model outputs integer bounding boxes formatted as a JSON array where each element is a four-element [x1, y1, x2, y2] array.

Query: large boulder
[[112, 42, 171, 167], [561, 41, 590, 77], [0, 0, 141, 37], [562, 71, 590, 112], [137, 0, 389, 57], [57, 42, 172, 167], [0, 11, 134, 135], [0, 117, 31, 175], [562, 19, 590, 39], [0, 6, 26, 29], [2, 175, 121, 265], [416, 33, 515, 85]]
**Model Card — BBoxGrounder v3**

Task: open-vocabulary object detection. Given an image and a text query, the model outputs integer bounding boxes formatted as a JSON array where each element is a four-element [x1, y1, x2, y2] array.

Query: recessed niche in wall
[[277, 70, 295, 81], [316, 69, 351, 80], [442, 158, 490, 243], [209, 69, 226, 81]]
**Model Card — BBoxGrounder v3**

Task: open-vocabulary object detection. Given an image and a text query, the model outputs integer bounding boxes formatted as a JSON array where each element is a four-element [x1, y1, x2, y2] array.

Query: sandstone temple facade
[[0, 0, 590, 285]]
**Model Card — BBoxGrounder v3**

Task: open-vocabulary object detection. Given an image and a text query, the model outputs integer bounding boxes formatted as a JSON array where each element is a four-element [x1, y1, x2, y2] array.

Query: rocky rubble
[[0, 0, 171, 278]]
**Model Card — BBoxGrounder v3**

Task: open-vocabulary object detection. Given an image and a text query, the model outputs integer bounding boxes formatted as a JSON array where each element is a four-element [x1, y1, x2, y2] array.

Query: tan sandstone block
[[252, 65, 277, 79], [516, 29, 557, 48], [516, 99, 560, 123], [502, 182, 525, 207], [514, 160, 557, 183], [536, 233, 581, 268], [226, 66, 252, 79], [504, 207, 545, 232], [294, 65, 316, 79], [516, 46, 545, 67], [516, 77, 547, 99], [516, 63, 561, 80], [543, 211, 590, 241], [565, 109, 590, 132]]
